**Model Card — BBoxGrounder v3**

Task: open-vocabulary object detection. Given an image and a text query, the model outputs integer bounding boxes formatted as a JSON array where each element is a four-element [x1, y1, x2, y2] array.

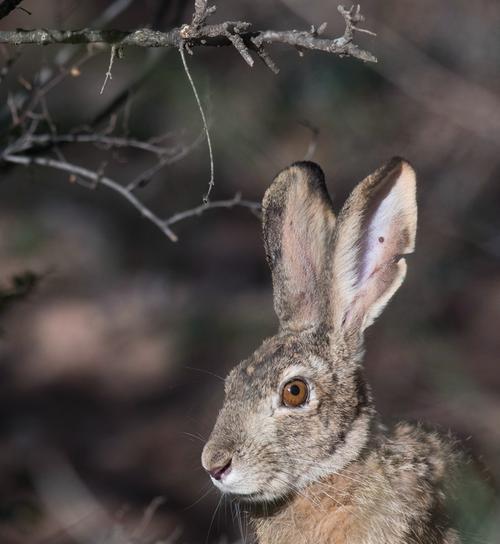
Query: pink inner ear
[[331, 159, 416, 332], [359, 182, 407, 286]]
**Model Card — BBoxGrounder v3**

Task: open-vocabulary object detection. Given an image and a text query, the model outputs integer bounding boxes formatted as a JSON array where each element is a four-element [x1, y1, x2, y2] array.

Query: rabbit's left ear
[[330, 158, 417, 333], [263, 162, 336, 332]]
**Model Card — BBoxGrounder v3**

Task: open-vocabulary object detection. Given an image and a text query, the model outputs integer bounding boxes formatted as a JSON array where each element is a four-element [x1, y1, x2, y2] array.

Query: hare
[[201, 158, 460, 544]]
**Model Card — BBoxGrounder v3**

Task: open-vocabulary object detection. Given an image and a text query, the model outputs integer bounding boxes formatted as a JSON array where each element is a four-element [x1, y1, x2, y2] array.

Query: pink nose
[[208, 459, 232, 481]]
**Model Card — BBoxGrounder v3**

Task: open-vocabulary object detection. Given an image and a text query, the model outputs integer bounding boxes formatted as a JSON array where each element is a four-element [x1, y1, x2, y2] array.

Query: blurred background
[[0, 0, 499, 542]]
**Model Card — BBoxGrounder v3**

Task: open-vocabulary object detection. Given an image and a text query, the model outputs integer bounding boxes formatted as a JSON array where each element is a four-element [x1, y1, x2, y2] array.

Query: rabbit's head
[[201, 158, 417, 502]]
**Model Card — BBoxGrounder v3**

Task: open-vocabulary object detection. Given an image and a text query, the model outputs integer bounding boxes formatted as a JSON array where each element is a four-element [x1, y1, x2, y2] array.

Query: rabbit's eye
[[282, 378, 309, 407]]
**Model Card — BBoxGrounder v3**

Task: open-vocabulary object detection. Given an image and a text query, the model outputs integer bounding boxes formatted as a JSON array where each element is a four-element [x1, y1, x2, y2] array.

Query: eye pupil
[[281, 378, 309, 407], [290, 384, 301, 396]]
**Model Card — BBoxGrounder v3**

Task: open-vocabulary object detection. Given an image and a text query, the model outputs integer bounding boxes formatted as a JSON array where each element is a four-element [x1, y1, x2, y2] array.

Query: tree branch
[[2, 153, 180, 241], [1, 149, 260, 241], [4, 132, 175, 155], [0, 2, 377, 242], [165, 193, 260, 226], [0, 4, 377, 67]]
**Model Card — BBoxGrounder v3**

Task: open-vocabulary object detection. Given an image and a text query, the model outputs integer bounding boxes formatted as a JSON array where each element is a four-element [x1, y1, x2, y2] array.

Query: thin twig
[[126, 129, 206, 191], [3, 48, 96, 132], [100, 44, 117, 94], [5, 132, 176, 155], [165, 193, 261, 226], [179, 43, 214, 203]]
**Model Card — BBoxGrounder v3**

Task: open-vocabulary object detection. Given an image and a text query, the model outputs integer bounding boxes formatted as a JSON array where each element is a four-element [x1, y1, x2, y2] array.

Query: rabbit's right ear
[[262, 162, 336, 332]]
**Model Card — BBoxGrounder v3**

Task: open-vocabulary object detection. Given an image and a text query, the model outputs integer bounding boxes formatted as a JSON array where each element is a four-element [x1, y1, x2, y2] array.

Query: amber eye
[[281, 378, 309, 407]]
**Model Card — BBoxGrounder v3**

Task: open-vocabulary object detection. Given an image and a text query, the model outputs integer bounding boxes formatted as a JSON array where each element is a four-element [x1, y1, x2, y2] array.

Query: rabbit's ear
[[330, 158, 417, 333], [263, 162, 336, 332]]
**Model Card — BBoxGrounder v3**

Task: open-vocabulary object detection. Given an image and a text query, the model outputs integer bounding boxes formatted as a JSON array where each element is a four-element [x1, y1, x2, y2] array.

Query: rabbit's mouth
[[209, 464, 263, 497], [209, 464, 297, 502]]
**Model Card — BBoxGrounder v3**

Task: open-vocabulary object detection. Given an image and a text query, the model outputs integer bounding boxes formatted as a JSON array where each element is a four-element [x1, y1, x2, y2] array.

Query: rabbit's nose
[[207, 458, 232, 481]]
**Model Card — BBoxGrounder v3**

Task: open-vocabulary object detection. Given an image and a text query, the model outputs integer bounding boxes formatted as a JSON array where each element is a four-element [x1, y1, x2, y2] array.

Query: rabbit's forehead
[[225, 334, 332, 396]]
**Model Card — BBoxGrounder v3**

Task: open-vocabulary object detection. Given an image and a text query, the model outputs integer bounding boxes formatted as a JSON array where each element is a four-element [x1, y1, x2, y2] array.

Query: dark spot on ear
[[378, 236, 384, 243], [341, 312, 348, 327]]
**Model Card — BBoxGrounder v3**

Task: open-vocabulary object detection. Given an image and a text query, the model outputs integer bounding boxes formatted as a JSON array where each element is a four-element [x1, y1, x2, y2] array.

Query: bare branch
[[2, 153, 179, 242], [165, 193, 261, 226], [1, 152, 259, 240], [6, 48, 96, 130], [0, 2, 377, 243], [126, 130, 206, 191], [0, 4, 377, 66], [5, 132, 176, 155]]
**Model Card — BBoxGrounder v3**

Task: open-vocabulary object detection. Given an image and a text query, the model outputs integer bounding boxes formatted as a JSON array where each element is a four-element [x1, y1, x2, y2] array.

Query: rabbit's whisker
[[181, 430, 207, 443], [205, 493, 223, 544], [184, 483, 214, 511], [184, 365, 225, 382]]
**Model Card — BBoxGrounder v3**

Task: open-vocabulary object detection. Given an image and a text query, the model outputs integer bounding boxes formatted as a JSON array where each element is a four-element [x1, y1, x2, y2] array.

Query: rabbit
[[201, 158, 460, 544]]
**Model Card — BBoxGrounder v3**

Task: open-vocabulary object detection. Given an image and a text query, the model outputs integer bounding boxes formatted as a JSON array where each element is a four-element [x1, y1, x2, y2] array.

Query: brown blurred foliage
[[0, 0, 499, 542]]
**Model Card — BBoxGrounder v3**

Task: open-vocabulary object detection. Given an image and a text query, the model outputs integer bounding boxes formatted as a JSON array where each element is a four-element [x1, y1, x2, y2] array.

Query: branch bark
[[0, 4, 377, 67]]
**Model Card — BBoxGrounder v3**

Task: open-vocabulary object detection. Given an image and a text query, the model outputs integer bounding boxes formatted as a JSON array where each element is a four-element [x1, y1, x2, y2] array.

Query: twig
[[126, 129, 206, 191], [5, 132, 175, 155], [100, 44, 117, 94], [179, 43, 214, 203], [2, 153, 179, 242], [165, 193, 261, 226], [3, 48, 96, 132]]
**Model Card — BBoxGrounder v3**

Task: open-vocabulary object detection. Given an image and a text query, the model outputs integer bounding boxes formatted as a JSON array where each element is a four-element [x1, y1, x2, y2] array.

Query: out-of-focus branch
[[0, 4, 377, 68]]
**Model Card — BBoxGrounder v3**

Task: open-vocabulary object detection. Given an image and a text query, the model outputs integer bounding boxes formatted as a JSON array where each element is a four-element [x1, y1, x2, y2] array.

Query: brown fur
[[201, 159, 460, 543]]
